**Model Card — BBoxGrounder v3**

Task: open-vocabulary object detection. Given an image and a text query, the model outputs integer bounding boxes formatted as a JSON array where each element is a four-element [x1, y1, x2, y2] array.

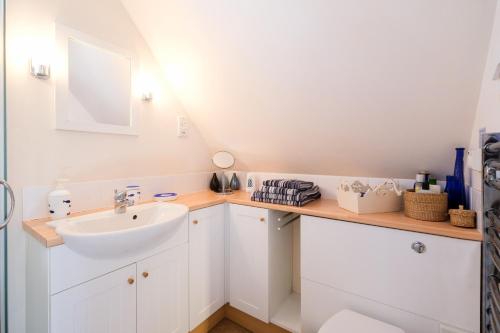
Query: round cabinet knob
[[192, 220, 198, 225], [411, 241, 426, 254], [260, 217, 265, 222], [128, 278, 135, 285], [142, 272, 149, 278]]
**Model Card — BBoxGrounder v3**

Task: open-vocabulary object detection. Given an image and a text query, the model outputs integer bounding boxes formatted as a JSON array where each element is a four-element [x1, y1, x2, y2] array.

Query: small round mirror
[[212, 151, 235, 169]]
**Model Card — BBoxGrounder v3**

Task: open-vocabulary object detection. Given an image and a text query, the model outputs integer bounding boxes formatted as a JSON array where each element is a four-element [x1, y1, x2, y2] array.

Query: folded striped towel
[[262, 179, 314, 190], [252, 183, 321, 207], [251, 192, 321, 207], [254, 185, 320, 202], [260, 185, 301, 195]]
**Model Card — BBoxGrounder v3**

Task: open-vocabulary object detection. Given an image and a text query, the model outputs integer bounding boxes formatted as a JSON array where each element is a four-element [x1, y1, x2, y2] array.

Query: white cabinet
[[229, 204, 270, 322], [301, 216, 481, 333], [49, 245, 189, 333], [138, 244, 189, 333], [51, 264, 137, 333], [188, 204, 225, 330], [27, 213, 189, 333]]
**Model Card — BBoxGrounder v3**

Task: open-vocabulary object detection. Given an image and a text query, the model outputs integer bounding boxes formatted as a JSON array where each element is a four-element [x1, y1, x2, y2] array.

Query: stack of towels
[[251, 179, 321, 207]]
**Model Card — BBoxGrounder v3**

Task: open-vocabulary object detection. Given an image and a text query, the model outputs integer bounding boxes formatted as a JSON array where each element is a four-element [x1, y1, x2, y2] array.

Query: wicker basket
[[449, 205, 476, 228], [403, 190, 448, 222]]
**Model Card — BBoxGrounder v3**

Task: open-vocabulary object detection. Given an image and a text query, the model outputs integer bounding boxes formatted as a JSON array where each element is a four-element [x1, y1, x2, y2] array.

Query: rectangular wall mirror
[[55, 24, 139, 135]]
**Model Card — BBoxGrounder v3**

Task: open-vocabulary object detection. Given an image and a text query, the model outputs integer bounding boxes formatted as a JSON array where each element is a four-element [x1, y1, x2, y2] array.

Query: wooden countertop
[[23, 190, 483, 248]]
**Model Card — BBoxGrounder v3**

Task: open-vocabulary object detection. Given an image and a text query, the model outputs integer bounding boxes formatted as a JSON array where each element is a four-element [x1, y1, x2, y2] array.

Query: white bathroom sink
[[49, 202, 188, 258]]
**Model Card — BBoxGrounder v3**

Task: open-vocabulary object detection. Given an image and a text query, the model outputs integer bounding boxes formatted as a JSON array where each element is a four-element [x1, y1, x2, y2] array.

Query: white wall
[[469, 1, 500, 148], [6, 0, 212, 331], [122, 0, 497, 180], [465, 1, 500, 240]]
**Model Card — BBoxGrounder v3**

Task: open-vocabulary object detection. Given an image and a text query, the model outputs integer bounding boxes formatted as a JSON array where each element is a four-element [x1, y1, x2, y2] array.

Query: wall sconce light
[[494, 63, 500, 81], [30, 57, 50, 79], [142, 91, 153, 102]]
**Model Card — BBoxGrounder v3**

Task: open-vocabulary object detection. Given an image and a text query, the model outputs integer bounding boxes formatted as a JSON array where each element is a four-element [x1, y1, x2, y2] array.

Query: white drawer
[[301, 216, 481, 332]]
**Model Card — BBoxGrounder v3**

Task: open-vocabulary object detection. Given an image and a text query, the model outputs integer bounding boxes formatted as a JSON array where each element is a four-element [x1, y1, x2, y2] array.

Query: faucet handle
[[114, 189, 127, 200]]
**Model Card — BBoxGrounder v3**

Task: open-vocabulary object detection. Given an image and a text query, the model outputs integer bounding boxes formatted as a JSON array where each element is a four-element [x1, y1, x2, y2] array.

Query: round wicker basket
[[403, 190, 448, 222], [449, 205, 476, 228]]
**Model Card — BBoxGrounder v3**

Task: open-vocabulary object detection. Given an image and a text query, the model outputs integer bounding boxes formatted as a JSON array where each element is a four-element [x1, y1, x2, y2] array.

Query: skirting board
[[191, 304, 291, 333], [190, 305, 227, 333]]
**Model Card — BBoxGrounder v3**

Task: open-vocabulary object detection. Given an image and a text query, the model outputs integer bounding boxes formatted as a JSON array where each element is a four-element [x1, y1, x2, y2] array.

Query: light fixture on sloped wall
[[142, 91, 153, 102], [30, 56, 50, 79], [494, 63, 500, 80], [138, 72, 156, 102]]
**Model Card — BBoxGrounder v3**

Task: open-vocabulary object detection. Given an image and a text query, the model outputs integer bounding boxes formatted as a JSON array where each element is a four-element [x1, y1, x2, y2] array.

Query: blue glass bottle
[[444, 175, 458, 209], [453, 147, 467, 209], [445, 148, 467, 209]]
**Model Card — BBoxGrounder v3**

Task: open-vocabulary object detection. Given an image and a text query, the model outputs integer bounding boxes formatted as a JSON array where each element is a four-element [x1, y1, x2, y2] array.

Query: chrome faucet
[[114, 189, 129, 214]]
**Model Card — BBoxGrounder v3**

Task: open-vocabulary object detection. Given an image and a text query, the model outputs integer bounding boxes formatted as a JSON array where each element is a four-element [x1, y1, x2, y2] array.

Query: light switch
[[177, 115, 189, 137]]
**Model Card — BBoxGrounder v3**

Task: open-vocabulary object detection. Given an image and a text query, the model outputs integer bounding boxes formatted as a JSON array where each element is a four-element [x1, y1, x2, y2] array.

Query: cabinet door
[[51, 264, 136, 333], [229, 204, 269, 322], [137, 244, 189, 333], [301, 216, 481, 332], [189, 204, 225, 330]]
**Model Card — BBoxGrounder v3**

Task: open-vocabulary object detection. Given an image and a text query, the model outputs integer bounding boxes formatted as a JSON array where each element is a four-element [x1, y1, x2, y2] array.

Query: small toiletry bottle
[[429, 184, 441, 193], [414, 173, 425, 192], [422, 171, 430, 190], [48, 179, 71, 219], [126, 185, 141, 206]]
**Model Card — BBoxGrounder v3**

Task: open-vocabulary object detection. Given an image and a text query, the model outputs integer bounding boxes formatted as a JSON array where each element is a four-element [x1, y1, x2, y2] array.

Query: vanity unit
[[27, 213, 190, 333], [25, 191, 482, 333]]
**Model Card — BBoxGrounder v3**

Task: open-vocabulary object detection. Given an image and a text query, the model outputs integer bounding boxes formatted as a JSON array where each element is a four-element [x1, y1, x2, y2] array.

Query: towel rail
[[487, 209, 500, 231], [485, 160, 500, 190], [483, 134, 500, 333], [486, 142, 500, 154], [490, 229, 500, 252], [489, 275, 500, 312], [489, 305, 500, 332], [491, 247, 500, 273]]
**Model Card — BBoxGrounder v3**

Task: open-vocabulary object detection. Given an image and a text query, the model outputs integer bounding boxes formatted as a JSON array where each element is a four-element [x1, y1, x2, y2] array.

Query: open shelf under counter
[[271, 292, 301, 333]]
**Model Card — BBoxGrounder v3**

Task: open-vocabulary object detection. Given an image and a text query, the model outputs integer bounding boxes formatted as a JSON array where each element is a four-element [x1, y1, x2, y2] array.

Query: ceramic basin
[[49, 202, 188, 258]]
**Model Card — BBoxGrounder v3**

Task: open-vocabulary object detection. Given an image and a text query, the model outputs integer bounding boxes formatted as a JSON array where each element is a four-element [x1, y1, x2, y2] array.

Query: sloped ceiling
[[121, 0, 497, 179]]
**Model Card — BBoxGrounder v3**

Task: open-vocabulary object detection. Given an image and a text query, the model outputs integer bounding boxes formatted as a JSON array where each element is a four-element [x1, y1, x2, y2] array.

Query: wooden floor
[[209, 319, 252, 333]]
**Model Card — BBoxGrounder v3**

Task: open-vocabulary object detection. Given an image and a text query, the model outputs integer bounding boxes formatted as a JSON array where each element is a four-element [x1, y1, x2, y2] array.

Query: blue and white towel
[[261, 179, 314, 190], [252, 180, 321, 207], [253, 185, 320, 202], [251, 192, 321, 207], [259, 186, 301, 195]]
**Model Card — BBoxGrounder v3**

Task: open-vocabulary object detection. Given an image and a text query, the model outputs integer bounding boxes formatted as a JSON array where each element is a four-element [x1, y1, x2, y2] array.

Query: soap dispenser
[[48, 179, 71, 219]]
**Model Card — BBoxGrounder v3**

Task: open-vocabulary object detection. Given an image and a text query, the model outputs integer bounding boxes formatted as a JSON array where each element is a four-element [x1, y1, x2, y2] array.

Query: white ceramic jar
[[48, 179, 71, 219]]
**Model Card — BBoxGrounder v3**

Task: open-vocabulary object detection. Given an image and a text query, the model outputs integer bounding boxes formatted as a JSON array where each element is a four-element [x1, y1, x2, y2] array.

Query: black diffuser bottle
[[209, 173, 220, 192]]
